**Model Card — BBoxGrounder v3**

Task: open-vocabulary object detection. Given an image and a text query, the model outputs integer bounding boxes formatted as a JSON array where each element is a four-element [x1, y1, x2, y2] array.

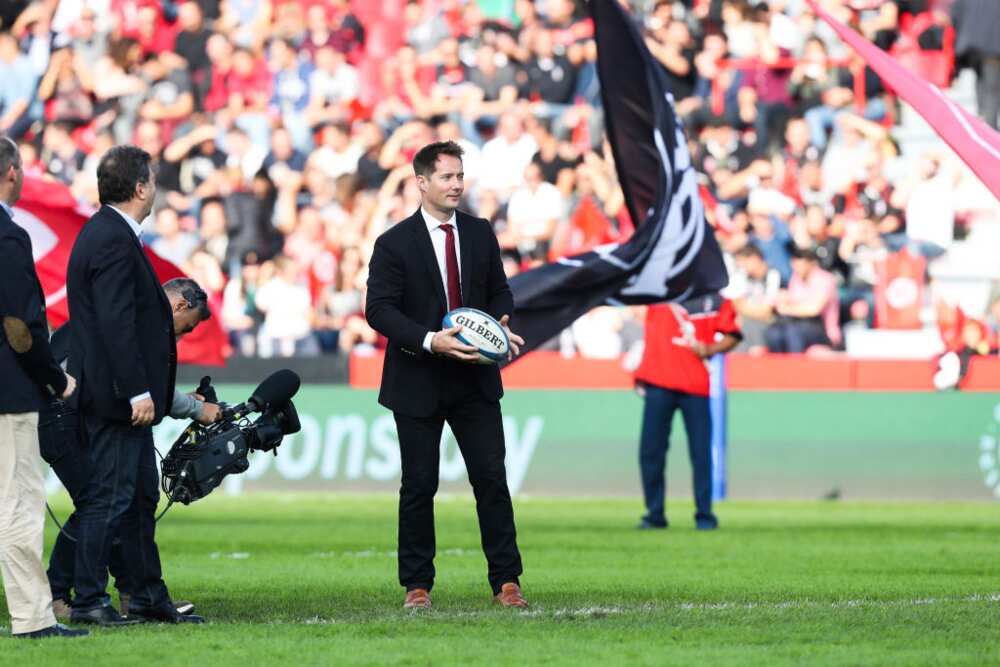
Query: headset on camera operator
[[41, 278, 216, 622]]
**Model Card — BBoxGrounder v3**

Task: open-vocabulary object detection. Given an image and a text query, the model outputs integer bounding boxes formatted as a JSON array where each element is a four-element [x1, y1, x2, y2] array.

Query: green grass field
[[4, 494, 1000, 665]]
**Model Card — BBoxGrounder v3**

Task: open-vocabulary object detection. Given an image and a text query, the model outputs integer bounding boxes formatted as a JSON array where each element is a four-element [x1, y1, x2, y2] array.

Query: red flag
[[874, 249, 926, 329], [13, 177, 229, 366], [806, 0, 1000, 202]]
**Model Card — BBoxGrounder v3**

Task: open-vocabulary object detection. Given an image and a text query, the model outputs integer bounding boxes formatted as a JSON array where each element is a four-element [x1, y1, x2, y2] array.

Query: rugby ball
[[442, 307, 510, 364]]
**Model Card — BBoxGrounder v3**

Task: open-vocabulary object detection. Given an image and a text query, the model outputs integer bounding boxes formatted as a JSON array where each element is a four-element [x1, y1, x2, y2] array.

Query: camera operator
[[42, 278, 217, 623]]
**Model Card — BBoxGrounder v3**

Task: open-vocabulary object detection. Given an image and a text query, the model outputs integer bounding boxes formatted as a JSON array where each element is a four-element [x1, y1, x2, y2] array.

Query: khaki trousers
[[0, 412, 56, 635]]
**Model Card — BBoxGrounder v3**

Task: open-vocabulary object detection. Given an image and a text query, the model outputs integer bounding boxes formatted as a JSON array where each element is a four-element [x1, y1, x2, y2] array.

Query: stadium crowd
[[1, 0, 999, 359]]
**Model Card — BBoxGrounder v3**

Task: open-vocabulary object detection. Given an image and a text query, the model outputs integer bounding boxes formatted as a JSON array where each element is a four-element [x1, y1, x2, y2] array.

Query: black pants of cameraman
[[38, 399, 134, 605]]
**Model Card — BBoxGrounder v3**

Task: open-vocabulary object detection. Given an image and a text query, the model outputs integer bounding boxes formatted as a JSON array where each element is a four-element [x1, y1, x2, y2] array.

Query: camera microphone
[[247, 369, 301, 412]]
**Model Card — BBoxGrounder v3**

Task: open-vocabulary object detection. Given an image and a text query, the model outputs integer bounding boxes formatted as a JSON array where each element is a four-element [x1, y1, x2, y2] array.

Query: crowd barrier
[[350, 351, 1000, 392], [91, 353, 999, 502]]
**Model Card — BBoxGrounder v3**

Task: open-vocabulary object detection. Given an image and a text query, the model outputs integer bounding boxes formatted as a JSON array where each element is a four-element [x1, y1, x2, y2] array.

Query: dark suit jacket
[[0, 204, 67, 413], [66, 205, 176, 425], [365, 209, 514, 418]]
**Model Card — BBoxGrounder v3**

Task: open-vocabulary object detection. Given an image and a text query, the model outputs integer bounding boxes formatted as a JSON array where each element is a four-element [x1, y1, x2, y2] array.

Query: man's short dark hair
[[412, 141, 464, 178], [163, 277, 211, 322], [0, 136, 19, 175], [735, 244, 764, 261], [790, 245, 819, 262], [97, 145, 152, 206]]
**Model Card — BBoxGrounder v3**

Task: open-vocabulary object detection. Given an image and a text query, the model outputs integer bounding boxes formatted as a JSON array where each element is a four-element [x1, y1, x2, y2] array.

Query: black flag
[[507, 0, 728, 357]]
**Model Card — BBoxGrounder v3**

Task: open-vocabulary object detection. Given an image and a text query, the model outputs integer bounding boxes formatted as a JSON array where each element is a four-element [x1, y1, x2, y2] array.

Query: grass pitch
[[3, 494, 1000, 665]]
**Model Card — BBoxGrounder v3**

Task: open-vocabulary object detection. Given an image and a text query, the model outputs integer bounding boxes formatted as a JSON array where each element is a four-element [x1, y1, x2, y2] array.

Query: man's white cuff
[[423, 332, 434, 353], [130, 391, 152, 405]]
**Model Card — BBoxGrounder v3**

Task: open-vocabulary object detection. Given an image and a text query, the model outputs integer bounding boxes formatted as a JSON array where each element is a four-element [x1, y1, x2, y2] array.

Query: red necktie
[[440, 223, 462, 309]]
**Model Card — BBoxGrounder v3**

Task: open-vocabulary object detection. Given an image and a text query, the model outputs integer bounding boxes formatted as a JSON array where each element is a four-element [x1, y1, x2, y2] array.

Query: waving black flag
[[507, 0, 728, 356]]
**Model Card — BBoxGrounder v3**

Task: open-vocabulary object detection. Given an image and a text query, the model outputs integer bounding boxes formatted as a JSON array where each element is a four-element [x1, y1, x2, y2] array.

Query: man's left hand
[[692, 341, 711, 359], [499, 315, 525, 361], [197, 402, 222, 425]]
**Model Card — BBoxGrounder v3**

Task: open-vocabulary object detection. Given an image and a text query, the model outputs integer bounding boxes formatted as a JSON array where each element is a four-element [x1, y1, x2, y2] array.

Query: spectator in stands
[[0, 30, 40, 138], [837, 217, 887, 328], [309, 121, 362, 181], [198, 197, 229, 266], [36, 45, 94, 127], [151, 207, 199, 267], [728, 244, 779, 352], [354, 121, 390, 191], [530, 120, 579, 193], [522, 28, 578, 135], [262, 125, 308, 184], [137, 52, 195, 146], [479, 111, 538, 198], [506, 161, 566, 262], [748, 204, 793, 286], [952, 0, 1000, 129], [223, 170, 281, 272], [220, 46, 273, 146], [645, 17, 697, 105], [314, 246, 376, 354], [170, 1, 213, 108], [797, 204, 847, 282], [302, 4, 337, 61], [222, 251, 263, 357], [255, 255, 318, 358], [270, 38, 314, 151], [462, 43, 519, 145], [224, 126, 266, 183], [39, 122, 85, 186], [306, 45, 360, 129], [765, 247, 840, 353], [68, 6, 108, 66], [161, 124, 222, 199], [891, 151, 957, 257]]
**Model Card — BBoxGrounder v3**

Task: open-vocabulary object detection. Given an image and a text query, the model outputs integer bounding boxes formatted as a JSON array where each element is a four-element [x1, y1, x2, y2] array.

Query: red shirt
[[635, 297, 740, 397]]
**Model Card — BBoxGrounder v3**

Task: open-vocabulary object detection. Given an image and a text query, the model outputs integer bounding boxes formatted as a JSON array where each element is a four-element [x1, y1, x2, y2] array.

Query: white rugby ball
[[442, 307, 510, 364]]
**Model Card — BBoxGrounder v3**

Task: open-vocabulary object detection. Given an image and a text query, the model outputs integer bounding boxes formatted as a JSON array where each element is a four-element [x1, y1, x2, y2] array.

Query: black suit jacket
[[66, 206, 176, 425], [365, 209, 514, 418], [0, 204, 67, 413]]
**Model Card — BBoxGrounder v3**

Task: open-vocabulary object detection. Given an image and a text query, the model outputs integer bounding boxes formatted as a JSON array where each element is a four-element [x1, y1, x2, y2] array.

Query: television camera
[[160, 369, 302, 506]]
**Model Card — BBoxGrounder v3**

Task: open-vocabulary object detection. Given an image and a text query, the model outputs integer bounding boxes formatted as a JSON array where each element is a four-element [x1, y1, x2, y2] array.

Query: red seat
[[890, 11, 955, 88]]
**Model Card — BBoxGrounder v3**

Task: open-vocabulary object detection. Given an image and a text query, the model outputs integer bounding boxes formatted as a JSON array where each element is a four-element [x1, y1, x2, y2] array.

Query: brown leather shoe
[[403, 588, 431, 609], [494, 583, 528, 608], [52, 599, 72, 622]]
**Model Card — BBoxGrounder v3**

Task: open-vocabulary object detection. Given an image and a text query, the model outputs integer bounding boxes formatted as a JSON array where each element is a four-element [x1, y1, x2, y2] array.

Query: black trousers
[[764, 317, 830, 353], [975, 54, 1000, 130], [37, 400, 132, 604], [393, 364, 522, 596], [72, 414, 169, 611]]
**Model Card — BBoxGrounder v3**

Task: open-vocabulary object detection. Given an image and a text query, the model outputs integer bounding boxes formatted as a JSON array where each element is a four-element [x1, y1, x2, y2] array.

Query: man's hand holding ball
[[498, 315, 524, 360], [436, 308, 525, 363], [431, 325, 481, 362]]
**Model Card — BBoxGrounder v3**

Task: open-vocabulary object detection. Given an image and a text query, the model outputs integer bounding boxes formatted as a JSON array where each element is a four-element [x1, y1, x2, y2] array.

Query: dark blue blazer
[[65, 205, 176, 424], [0, 204, 67, 413]]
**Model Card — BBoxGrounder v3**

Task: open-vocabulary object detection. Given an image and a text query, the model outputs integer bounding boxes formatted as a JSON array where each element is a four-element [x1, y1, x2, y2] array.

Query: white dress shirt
[[107, 205, 152, 406], [420, 207, 462, 353]]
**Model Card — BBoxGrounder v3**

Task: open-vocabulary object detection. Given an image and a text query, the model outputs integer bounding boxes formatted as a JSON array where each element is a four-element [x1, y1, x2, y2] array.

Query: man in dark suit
[[0, 136, 87, 639], [66, 145, 202, 625], [366, 140, 528, 609], [43, 278, 217, 621]]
